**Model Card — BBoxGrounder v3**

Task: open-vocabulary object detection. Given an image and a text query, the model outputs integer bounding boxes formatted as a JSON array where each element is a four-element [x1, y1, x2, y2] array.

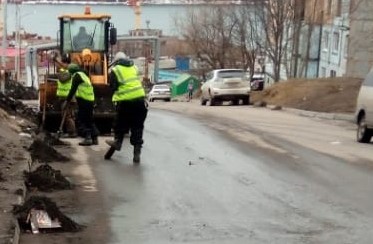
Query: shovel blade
[[104, 146, 116, 160]]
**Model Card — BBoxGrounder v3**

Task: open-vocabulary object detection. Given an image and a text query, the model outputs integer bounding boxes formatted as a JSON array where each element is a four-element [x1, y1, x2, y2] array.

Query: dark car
[[251, 74, 264, 91]]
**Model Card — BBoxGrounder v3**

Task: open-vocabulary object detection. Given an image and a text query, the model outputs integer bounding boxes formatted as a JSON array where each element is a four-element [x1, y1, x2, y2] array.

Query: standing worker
[[63, 63, 99, 146], [187, 80, 194, 102], [56, 68, 77, 137], [106, 52, 148, 163]]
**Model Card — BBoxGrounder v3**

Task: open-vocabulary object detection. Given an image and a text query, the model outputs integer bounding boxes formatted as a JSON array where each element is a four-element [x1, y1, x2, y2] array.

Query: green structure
[[170, 74, 199, 97]]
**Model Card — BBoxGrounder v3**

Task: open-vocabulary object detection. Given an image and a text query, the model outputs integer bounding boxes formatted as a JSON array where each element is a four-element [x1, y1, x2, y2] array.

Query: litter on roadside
[[28, 209, 62, 234]]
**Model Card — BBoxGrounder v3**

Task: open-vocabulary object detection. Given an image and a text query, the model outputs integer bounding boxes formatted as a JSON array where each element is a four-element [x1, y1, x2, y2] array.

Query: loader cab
[[58, 7, 117, 84], [36, 7, 119, 134]]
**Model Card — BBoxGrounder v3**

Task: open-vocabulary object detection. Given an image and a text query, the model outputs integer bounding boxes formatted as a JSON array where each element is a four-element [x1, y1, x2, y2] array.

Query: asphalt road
[[18, 103, 373, 244], [91, 108, 373, 244]]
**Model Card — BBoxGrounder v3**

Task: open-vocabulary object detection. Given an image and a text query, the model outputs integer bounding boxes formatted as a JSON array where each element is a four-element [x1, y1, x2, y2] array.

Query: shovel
[[56, 105, 69, 138]]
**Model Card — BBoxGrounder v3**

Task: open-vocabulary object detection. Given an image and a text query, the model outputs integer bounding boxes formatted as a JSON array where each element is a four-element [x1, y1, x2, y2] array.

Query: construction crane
[[128, 0, 142, 30]]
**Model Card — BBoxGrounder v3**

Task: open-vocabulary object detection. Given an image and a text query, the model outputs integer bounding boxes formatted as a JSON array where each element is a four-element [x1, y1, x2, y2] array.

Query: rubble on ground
[[251, 77, 363, 113], [5, 80, 38, 100], [13, 196, 82, 233], [29, 139, 70, 163], [24, 164, 72, 192], [253, 101, 267, 107], [43, 132, 70, 146], [0, 92, 38, 124]]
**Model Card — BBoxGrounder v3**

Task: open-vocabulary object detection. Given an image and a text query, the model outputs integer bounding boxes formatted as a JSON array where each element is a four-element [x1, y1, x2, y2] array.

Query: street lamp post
[[15, 5, 35, 82], [15, 1, 20, 81], [1, 0, 8, 93]]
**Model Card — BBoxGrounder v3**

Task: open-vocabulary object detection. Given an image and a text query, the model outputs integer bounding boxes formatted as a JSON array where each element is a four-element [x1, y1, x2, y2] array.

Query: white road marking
[[70, 140, 98, 192], [330, 141, 341, 145]]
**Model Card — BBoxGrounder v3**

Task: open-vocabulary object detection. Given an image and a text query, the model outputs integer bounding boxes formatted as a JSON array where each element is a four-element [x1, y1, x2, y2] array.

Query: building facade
[[318, 0, 350, 78], [296, 0, 349, 78], [346, 0, 373, 79]]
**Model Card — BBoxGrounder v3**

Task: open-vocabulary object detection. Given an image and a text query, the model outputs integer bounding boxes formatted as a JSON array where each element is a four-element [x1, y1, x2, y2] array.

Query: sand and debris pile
[[24, 164, 72, 192], [13, 196, 82, 233], [0, 93, 38, 124], [29, 139, 69, 163], [0, 171, 4, 182], [5, 80, 38, 100], [251, 77, 363, 113], [43, 132, 70, 146]]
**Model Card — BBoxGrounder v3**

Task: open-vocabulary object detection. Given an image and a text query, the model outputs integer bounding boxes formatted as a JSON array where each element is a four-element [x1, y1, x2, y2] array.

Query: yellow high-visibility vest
[[112, 65, 145, 102], [73, 71, 94, 102]]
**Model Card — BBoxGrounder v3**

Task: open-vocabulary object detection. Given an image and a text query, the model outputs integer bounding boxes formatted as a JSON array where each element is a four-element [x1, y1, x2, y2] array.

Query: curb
[[272, 106, 355, 123], [10, 158, 29, 244]]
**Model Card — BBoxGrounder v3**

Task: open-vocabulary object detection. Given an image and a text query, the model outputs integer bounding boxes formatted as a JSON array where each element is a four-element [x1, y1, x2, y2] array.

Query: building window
[[321, 67, 326, 77], [333, 32, 340, 52], [330, 70, 336, 77], [324, 31, 329, 49], [336, 0, 342, 16]]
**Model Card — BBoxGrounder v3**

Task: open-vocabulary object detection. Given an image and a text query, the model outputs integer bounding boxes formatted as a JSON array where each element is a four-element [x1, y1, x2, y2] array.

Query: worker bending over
[[64, 63, 99, 146], [106, 52, 148, 163], [56, 68, 77, 137]]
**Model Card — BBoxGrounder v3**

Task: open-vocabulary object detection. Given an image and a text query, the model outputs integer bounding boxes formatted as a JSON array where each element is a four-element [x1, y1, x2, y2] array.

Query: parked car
[[251, 73, 265, 91], [148, 84, 171, 102], [200, 69, 251, 106], [356, 68, 373, 143]]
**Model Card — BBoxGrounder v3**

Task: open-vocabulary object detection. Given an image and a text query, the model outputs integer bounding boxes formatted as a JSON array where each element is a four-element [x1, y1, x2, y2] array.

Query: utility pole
[[15, 2, 20, 81], [0, 0, 7, 93]]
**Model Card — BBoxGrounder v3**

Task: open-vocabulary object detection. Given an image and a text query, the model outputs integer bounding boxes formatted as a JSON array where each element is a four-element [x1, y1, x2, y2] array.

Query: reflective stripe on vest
[[73, 71, 94, 102], [56, 79, 72, 98], [112, 65, 145, 102]]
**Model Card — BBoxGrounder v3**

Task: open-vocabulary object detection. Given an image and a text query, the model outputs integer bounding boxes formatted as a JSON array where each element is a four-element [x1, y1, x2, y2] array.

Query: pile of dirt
[[5, 80, 38, 100], [29, 139, 69, 163], [251, 77, 363, 113], [43, 132, 70, 146], [0, 92, 38, 124], [13, 196, 82, 232], [24, 164, 72, 192]]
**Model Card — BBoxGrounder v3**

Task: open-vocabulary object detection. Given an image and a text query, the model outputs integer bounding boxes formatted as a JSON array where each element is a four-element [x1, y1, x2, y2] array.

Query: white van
[[356, 68, 373, 143]]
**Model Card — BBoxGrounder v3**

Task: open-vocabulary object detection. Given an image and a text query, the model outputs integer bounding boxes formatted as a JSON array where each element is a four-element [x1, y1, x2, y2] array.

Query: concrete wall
[[346, 0, 373, 79]]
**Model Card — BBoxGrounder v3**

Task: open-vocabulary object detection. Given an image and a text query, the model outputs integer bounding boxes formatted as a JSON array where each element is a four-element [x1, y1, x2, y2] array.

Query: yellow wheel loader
[[38, 6, 117, 134]]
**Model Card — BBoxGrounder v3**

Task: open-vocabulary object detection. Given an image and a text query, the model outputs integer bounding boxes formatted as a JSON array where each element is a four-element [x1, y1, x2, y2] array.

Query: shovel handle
[[58, 106, 69, 132]]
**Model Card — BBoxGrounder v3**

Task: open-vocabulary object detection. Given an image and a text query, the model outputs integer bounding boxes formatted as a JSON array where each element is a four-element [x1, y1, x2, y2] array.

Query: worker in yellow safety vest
[[63, 63, 99, 146], [56, 68, 77, 137], [106, 52, 148, 163]]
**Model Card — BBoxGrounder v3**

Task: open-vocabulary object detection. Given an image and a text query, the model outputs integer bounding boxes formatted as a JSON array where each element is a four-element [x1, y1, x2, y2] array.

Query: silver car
[[148, 84, 171, 102], [200, 69, 251, 106], [356, 68, 373, 143]]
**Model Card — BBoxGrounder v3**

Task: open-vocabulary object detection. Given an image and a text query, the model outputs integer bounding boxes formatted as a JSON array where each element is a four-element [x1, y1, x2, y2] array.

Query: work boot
[[79, 137, 93, 146], [133, 145, 141, 163], [92, 136, 99, 145], [105, 139, 122, 151]]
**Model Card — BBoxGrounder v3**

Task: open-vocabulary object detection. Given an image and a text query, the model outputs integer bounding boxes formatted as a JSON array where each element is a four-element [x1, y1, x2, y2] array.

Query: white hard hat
[[114, 52, 127, 62], [110, 51, 127, 67]]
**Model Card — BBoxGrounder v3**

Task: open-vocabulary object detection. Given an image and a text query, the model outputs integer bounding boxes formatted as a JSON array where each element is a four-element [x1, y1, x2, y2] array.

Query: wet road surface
[[94, 109, 373, 244]]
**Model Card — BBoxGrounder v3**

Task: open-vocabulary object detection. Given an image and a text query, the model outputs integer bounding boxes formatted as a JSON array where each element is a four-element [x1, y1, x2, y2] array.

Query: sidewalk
[[0, 112, 31, 244]]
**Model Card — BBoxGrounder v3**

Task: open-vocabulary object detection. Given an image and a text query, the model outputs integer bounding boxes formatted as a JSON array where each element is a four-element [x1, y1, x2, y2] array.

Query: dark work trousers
[[76, 98, 99, 139], [114, 98, 148, 146]]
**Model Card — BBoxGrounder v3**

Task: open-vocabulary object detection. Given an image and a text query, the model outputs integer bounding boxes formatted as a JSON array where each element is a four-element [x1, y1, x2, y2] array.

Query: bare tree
[[229, 7, 261, 77], [252, 0, 295, 82], [175, 6, 240, 70], [174, 4, 265, 79]]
